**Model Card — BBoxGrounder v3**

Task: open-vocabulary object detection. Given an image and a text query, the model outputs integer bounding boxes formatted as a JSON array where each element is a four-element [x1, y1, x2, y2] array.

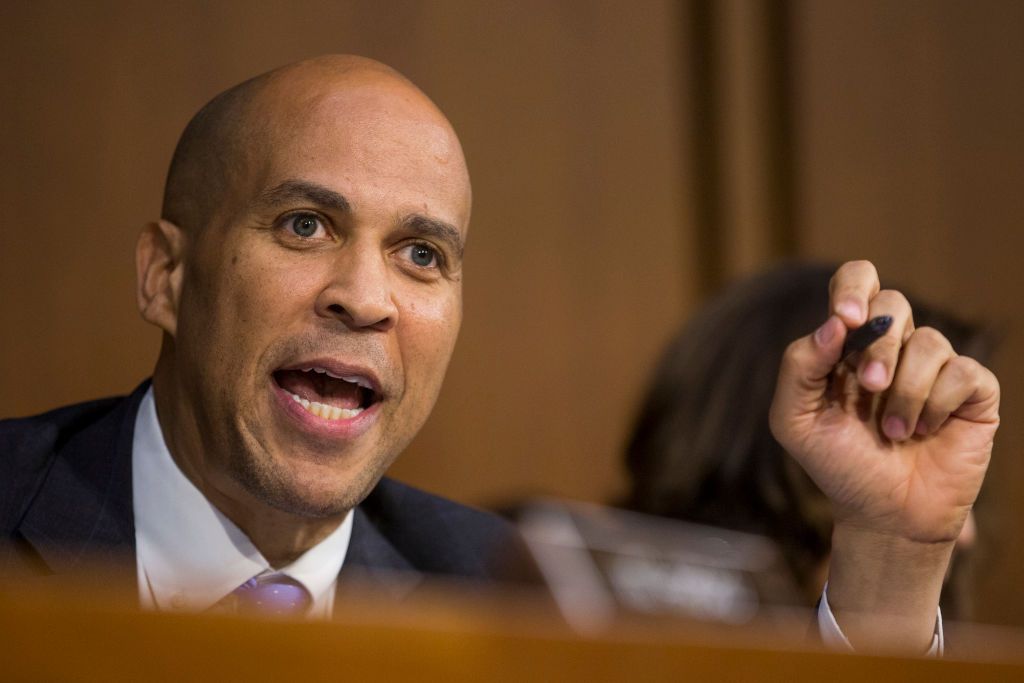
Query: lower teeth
[[289, 392, 362, 420]]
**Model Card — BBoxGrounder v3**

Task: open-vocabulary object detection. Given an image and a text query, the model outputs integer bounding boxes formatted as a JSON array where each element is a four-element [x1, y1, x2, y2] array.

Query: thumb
[[770, 315, 847, 439]]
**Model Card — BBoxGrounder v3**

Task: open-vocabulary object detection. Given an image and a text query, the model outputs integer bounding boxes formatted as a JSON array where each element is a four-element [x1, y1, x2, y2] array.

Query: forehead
[[244, 77, 471, 230]]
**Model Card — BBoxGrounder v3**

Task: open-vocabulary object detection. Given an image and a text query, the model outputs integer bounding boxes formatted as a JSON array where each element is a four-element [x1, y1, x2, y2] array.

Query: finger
[[770, 315, 847, 443], [881, 327, 955, 441], [829, 260, 880, 327], [856, 289, 915, 393], [916, 355, 1000, 435]]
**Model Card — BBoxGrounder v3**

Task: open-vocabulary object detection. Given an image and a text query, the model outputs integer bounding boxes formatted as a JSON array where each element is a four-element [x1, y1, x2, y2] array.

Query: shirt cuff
[[817, 582, 944, 656]]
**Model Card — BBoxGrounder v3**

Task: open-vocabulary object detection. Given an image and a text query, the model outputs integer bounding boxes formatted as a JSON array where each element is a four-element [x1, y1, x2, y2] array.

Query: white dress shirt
[[132, 387, 353, 618]]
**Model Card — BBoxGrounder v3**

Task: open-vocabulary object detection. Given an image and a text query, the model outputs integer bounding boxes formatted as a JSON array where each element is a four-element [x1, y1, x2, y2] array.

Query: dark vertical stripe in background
[[684, 0, 796, 295], [764, 0, 797, 260], [686, 0, 724, 298]]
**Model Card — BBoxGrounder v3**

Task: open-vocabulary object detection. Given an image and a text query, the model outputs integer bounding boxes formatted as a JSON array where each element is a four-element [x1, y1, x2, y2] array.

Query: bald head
[[161, 55, 469, 234], [140, 55, 473, 532]]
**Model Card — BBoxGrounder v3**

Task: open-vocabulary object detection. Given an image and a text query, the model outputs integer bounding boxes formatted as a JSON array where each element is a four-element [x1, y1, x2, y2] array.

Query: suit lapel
[[17, 383, 146, 579], [336, 506, 422, 611]]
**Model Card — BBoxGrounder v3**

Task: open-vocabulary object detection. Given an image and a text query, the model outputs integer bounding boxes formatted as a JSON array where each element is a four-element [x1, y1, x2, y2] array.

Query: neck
[[208, 495, 346, 567]]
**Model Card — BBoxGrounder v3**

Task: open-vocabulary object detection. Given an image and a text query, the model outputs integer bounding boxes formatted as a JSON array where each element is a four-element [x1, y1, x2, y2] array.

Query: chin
[[231, 450, 383, 519]]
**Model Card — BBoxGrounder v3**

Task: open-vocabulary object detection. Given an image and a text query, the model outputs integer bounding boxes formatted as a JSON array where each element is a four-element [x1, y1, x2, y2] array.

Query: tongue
[[275, 370, 362, 409]]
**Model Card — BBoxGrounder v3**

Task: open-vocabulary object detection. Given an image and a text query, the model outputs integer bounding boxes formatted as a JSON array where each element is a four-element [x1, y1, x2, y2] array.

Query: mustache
[[266, 330, 395, 385]]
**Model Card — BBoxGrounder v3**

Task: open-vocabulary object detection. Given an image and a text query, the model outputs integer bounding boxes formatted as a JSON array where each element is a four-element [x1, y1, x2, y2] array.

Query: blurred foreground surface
[[3, 571, 1024, 682]]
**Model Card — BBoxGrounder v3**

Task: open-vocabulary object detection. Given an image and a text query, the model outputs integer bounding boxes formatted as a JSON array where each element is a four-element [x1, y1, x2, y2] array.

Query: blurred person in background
[[624, 262, 995, 620]]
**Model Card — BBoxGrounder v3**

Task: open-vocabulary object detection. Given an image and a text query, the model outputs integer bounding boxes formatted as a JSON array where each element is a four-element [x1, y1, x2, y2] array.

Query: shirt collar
[[131, 386, 352, 616]]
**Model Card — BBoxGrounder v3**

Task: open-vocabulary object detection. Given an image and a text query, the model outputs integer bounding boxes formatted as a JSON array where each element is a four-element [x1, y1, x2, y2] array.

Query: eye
[[285, 213, 326, 238], [405, 242, 440, 269]]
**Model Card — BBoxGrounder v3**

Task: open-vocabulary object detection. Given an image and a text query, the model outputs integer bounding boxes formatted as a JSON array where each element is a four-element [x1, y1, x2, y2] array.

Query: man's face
[[166, 77, 470, 518]]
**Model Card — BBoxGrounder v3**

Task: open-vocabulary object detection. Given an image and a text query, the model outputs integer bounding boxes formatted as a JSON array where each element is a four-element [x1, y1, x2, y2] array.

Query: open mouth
[[272, 366, 380, 421]]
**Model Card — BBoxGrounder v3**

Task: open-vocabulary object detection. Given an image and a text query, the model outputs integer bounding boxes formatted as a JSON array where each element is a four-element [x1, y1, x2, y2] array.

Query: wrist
[[826, 523, 953, 652]]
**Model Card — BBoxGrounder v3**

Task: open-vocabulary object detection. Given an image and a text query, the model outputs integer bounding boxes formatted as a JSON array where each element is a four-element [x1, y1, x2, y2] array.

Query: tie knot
[[229, 573, 312, 617]]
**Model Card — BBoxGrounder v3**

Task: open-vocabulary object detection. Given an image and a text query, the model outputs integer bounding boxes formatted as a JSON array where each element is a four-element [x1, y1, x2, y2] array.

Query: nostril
[[319, 294, 396, 331]]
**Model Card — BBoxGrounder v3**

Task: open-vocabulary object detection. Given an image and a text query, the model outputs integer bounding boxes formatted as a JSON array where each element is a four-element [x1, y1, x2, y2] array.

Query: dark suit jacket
[[0, 382, 532, 600]]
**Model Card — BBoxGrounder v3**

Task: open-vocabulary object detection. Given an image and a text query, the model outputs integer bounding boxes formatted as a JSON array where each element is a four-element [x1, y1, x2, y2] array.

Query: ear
[[136, 219, 186, 337]]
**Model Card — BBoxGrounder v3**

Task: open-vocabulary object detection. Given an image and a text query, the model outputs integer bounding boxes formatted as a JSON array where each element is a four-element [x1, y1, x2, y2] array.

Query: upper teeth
[[303, 367, 373, 390], [288, 392, 363, 421]]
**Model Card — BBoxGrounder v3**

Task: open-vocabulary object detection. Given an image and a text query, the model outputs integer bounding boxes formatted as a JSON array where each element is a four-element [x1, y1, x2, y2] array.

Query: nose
[[314, 247, 398, 332]]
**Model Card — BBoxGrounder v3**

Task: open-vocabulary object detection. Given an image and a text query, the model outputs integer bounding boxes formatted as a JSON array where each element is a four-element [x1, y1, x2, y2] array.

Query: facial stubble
[[226, 409, 397, 519]]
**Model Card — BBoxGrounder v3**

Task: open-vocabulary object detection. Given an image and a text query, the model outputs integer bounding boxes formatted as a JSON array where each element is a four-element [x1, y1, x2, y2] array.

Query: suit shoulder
[[0, 396, 126, 460], [364, 477, 514, 538], [0, 395, 127, 529], [360, 477, 530, 580]]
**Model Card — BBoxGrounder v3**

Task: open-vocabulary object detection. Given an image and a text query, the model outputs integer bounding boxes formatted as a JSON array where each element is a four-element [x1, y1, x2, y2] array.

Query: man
[[2, 56, 519, 617], [0, 56, 999, 651]]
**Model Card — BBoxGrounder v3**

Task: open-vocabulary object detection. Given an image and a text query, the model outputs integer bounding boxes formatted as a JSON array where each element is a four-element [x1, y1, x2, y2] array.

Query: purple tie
[[229, 573, 312, 617]]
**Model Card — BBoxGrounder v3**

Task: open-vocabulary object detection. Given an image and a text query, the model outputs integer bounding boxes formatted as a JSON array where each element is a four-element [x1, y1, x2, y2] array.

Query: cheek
[[218, 246, 322, 326], [398, 289, 462, 390], [408, 288, 461, 329], [187, 246, 316, 376]]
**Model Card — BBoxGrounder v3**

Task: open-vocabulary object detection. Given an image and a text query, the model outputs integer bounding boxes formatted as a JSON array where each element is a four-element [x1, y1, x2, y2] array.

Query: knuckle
[[832, 260, 870, 292], [910, 326, 954, 354], [945, 355, 979, 386], [890, 381, 930, 405], [875, 288, 909, 308], [987, 367, 1001, 397], [782, 337, 803, 360], [844, 259, 874, 274]]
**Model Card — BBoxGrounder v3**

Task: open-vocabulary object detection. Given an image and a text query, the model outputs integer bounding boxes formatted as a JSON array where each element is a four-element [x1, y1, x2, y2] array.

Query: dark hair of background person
[[623, 262, 996, 617]]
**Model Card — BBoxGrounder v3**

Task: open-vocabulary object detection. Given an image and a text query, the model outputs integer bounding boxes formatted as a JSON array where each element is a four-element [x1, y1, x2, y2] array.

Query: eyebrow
[[401, 214, 466, 259], [255, 179, 351, 213], [257, 178, 465, 257]]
